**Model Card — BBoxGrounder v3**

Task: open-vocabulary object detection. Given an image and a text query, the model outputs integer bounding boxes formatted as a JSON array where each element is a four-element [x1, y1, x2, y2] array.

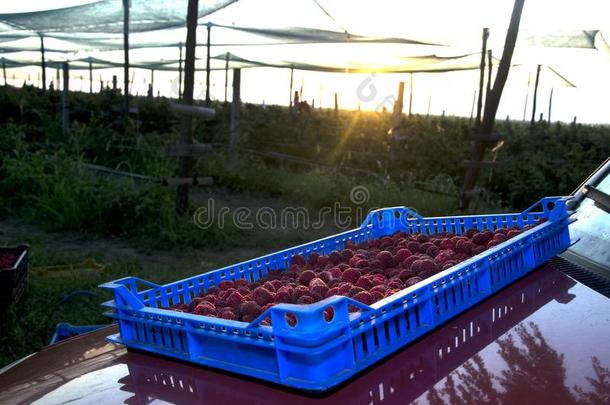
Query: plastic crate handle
[[521, 196, 571, 221], [362, 206, 423, 229]]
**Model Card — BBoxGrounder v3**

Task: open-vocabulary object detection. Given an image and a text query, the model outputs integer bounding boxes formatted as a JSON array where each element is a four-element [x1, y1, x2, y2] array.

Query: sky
[[1, 0, 609, 123]]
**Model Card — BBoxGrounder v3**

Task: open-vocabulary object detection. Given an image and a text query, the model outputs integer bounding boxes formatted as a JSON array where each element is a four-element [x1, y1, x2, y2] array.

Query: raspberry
[[434, 251, 453, 265], [235, 279, 249, 288], [289, 264, 301, 273], [453, 253, 470, 262], [398, 269, 416, 282], [376, 251, 394, 268], [341, 268, 361, 283], [218, 281, 234, 291], [328, 267, 342, 279], [349, 286, 366, 297], [417, 234, 429, 243], [275, 288, 293, 303], [263, 281, 276, 293], [387, 279, 404, 290], [355, 277, 373, 290], [440, 238, 455, 250], [356, 259, 370, 269], [413, 259, 437, 275], [220, 310, 237, 320], [206, 286, 220, 295], [296, 295, 314, 305], [326, 286, 339, 298], [370, 275, 385, 286], [328, 278, 342, 288], [402, 255, 419, 270], [340, 249, 353, 262], [472, 231, 493, 246], [309, 278, 329, 300], [239, 301, 261, 316], [338, 283, 353, 295], [451, 236, 468, 244], [406, 241, 421, 253], [371, 291, 384, 302], [495, 228, 509, 235], [226, 291, 246, 308], [188, 297, 203, 312], [307, 252, 320, 266], [355, 249, 370, 258], [194, 303, 216, 316], [252, 287, 275, 306], [493, 233, 508, 243], [298, 270, 316, 285], [465, 228, 477, 238], [329, 251, 342, 265], [371, 285, 388, 295], [324, 306, 335, 321], [442, 261, 457, 270], [395, 248, 412, 262], [472, 245, 486, 256], [368, 259, 384, 271], [349, 256, 361, 267], [384, 267, 400, 278], [319, 271, 333, 284], [507, 229, 521, 238], [421, 242, 435, 253], [317, 256, 331, 268], [237, 287, 250, 297], [241, 314, 259, 323], [337, 263, 350, 271], [426, 245, 439, 258], [455, 239, 473, 255], [381, 236, 393, 246], [291, 254, 306, 267], [487, 239, 501, 248], [292, 285, 310, 300], [353, 291, 374, 305], [404, 277, 422, 287]]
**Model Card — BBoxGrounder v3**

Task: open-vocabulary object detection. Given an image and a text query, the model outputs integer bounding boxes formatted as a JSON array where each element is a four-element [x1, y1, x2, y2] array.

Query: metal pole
[[475, 28, 489, 130], [40, 34, 46, 90], [548, 88, 554, 123], [150, 69, 154, 94], [62, 62, 69, 134], [224, 52, 229, 102], [289, 67, 294, 108], [229, 68, 241, 166], [178, 42, 183, 99], [530, 64, 541, 126], [1, 58, 6, 86], [205, 22, 211, 106], [123, 0, 130, 120], [469, 90, 476, 125], [408, 72, 413, 116], [88, 57, 93, 93]]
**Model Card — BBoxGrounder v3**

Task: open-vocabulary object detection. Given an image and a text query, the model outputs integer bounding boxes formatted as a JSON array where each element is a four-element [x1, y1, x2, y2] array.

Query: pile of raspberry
[[166, 226, 525, 323]]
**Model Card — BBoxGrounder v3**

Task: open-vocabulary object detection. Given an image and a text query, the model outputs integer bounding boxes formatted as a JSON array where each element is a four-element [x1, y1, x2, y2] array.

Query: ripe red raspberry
[[338, 263, 350, 271], [487, 239, 501, 248], [442, 261, 457, 270], [453, 253, 470, 262], [205, 286, 220, 295], [239, 301, 261, 316], [426, 245, 439, 258], [289, 264, 301, 273], [297, 295, 315, 305], [356, 259, 370, 269], [465, 228, 477, 238], [328, 251, 342, 265], [404, 277, 423, 287], [496, 228, 509, 235], [507, 229, 521, 238], [309, 278, 329, 300], [387, 279, 404, 290], [355, 277, 373, 290], [376, 251, 394, 268], [493, 233, 508, 243], [326, 286, 339, 298], [328, 278, 342, 288], [341, 268, 361, 283], [317, 256, 331, 268], [263, 281, 276, 293], [420, 242, 434, 253], [324, 306, 335, 321], [328, 267, 342, 279], [370, 275, 385, 286], [298, 270, 316, 285], [291, 254, 306, 267], [402, 255, 419, 270], [371, 291, 384, 302], [472, 245, 486, 256], [353, 291, 374, 305], [349, 286, 366, 297], [455, 239, 473, 255], [368, 259, 384, 271], [319, 271, 333, 284], [472, 231, 493, 246], [241, 314, 259, 323], [226, 291, 246, 308], [355, 249, 370, 258], [271, 279, 283, 290], [234, 279, 248, 288], [292, 285, 310, 300], [340, 249, 353, 262], [381, 236, 393, 246], [384, 267, 401, 278], [439, 238, 455, 250], [307, 252, 320, 267], [188, 297, 203, 312], [348, 256, 361, 267], [194, 303, 216, 316], [252, 287, 275, 306], [398, 269, 416, 282], [338, 283, 353, 295], [395, 248, 412, 262], [406, 241, 421, 253], [237, 287, 250, 297], [371, 285, 388, 295], [219, 310, 237, 320], [218, 281, 234, 291]]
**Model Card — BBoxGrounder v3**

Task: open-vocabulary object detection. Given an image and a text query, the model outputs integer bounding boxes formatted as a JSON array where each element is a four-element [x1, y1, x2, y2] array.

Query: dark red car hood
[[2, 264, 610, 404]]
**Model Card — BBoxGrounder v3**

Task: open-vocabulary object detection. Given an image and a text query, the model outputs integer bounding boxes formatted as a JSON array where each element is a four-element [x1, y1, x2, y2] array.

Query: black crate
[[0, 245, 29, 306]]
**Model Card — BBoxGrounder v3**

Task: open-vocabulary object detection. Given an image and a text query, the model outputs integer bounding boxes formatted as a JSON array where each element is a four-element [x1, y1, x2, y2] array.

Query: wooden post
[[289, 67, 294, 109], [56, 68, 60, 90], [224, 52, 229, 102], [522, 71, 530, 121], [178, 42, 183, 99], [530, 64, 541, 126], [62, 62, 69, 135], [460, 0, 525, 210], [469, 90, 476, 125], [229, 68, 241, 166], [150, 68, 154, 95], [176, 0, 199, 214], [334, 93, 338, 116], [205, 23, 211, 107], [391, 81, 405, 132], [486, 49, 493, 96], [475, 28, 489, 130], [123, 0, 130, 120], [112, 75, 117, 90], [39, 34, 46, 91], [408, 72, 413, 116], [88, 57, 93, 93], [427, 94, 432, 116], [2, 58, 6, 86], [547, 88, 554, 123]]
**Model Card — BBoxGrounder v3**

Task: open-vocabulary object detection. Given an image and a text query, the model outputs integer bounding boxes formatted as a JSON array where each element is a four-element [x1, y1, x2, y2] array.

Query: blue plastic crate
[[100, 196, 572, 392]]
